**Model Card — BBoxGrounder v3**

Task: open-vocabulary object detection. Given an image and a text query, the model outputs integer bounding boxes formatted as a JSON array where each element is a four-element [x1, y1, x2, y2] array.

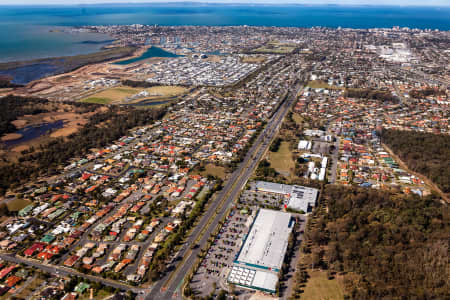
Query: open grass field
[[193, 163, 227, 180], [292, 112, 304, 125], [145, 85, 188, 97], [6, 198, 32, 211], [307, 80, 344, 90], [254, 41, 297, 54], [302, 270, 345, 300], [80, 85, 187, 105], [78, 289, 113, 300], [80, 86, 140, 104], [268, 141, 294, 177]]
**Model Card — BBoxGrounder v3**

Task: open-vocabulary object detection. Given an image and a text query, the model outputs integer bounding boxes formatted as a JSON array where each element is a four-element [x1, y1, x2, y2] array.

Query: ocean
[[0, 4, 449, 63], [114, 46, 181, 65]]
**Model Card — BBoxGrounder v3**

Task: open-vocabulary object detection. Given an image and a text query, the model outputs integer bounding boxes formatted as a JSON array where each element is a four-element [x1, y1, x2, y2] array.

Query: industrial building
[[288, 185, 319, 212], [255, 181, 318, 212], [298, 140, 312, 150], [228, 209, 294, 293]]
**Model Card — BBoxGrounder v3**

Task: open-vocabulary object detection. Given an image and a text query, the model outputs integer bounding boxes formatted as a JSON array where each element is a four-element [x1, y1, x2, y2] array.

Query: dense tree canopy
[[305, 185, 448, 299], [122, 79, 189, 88], [0, 79, 23, 89], [344, 88, 398, 102], [0, 95, 48, 135], [409, 87, 447, 99], [381, 129, 450, 194], [122, 79, 163, 88]]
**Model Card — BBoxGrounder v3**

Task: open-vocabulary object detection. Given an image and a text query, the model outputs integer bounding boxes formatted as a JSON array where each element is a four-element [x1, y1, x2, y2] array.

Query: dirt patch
[[6, 46, 178, 102], [241, 55, 267, 64], [11, 145, 29, 153], [47, 112, 89, 138], [1, 133, 22, 142], [43, 112, 82, 123], [6, 198, 32, 212], [0, 89, 13, 97], [205, 55, 222, 63], [50, 126, 79, 138], [10, 119, 28, 128]]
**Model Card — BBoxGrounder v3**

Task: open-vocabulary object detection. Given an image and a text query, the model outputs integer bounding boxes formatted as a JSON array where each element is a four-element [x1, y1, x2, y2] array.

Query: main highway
[[146, 80, 304, 300], [0, 80, 303, 300]]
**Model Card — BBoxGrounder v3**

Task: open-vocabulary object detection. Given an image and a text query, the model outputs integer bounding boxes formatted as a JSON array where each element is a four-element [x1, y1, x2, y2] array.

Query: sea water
[[0, 4, 449, 63]]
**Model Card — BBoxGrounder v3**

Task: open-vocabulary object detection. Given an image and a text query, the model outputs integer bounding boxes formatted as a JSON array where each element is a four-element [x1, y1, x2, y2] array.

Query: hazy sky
[[1, 0, 449, 6]]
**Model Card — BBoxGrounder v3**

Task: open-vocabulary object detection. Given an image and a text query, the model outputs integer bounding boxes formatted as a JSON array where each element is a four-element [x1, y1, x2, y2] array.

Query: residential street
[[146, 82, 304, 300]]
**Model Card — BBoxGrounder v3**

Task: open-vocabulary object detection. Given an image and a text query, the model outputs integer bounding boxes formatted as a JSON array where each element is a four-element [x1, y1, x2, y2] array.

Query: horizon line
[[1, 2, 450, 8]]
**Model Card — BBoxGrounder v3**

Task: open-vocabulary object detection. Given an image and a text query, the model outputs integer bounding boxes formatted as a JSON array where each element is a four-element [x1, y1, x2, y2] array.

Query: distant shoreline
[[1, 3, 449, 8], [0, 46, 137, 85], [0, 4, 448, 30]]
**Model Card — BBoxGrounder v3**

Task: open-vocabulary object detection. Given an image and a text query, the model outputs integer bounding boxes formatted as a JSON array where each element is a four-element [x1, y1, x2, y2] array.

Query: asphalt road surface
[[0, 81, 303, 300], [0, 253, 147, 295], [146, 82, 304, 300]]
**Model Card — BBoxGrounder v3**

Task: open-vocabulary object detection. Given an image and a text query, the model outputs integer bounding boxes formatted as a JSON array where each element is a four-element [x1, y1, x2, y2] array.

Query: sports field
[[254, 41, 297, 54], [80, 85, 187, 105]]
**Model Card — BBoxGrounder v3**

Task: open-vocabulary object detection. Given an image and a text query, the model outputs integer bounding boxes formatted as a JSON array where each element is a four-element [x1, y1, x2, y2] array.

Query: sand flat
[[1, 133, 22, 142]]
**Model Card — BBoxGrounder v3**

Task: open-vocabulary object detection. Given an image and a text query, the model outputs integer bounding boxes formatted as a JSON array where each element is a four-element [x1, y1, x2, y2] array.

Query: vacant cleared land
[[1, 133, 22, 142], [0, 46, 136, 87], [12, 276, 44, 299], [307, 80, 343, 90], [241, 55, 267, 64], [194, 163, 227, 180], [301, 270, 345, 300], [80, 85, 187, 105], [268, 141, 294, 176], [6, 198, 32, 211], [292, 112, 304, 125]]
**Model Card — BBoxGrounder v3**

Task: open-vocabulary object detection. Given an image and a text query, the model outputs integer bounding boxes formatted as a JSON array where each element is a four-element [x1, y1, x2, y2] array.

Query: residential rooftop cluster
[[294, 86, 438, 195], [78, 25, 304, 54], [143, 56, 261, 86], [1, 24, 449, 299], [0, 43, 305, 297], [1, 108, 237, 286]]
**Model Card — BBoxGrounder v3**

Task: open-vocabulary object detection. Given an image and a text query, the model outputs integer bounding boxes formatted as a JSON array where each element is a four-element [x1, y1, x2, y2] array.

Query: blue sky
[[1, 0, 449, 6]]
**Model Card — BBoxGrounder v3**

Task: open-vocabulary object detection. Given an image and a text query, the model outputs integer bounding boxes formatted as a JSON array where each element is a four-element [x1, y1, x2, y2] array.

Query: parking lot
[[238, 182, 284, 208], [190, 209, 252, 297]]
